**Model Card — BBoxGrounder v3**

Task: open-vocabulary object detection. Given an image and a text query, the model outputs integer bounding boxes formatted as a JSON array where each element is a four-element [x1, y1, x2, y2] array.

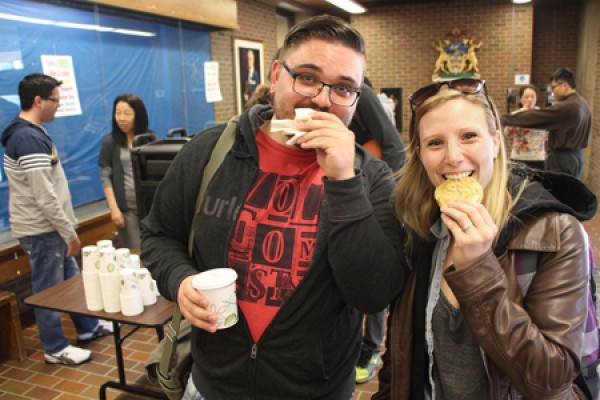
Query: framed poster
[[234, 39, 264, 113]]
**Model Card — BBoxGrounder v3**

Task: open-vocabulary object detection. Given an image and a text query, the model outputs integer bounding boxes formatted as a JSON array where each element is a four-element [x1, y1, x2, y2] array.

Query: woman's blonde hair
[[393, 89, 517, 249]]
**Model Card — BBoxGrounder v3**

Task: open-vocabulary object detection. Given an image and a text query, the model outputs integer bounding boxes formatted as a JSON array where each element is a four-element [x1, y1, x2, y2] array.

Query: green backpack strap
[[188, 115, 239, 255], [158, 115, 239, 387]]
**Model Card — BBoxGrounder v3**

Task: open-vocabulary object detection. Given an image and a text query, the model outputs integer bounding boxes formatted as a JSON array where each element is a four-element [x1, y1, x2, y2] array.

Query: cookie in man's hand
[[434, 176, 483, 208]]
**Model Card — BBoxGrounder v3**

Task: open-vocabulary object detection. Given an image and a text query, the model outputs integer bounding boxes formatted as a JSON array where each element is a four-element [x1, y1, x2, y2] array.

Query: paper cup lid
[[192, 268, 237, 290]]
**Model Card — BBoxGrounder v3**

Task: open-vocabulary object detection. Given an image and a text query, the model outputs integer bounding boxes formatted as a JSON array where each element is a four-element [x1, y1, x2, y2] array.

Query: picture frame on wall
[[233, 38, 265, 114]]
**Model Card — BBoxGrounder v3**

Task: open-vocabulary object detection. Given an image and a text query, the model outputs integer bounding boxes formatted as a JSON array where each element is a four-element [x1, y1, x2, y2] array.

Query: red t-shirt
[[227, 130, 324, 343]]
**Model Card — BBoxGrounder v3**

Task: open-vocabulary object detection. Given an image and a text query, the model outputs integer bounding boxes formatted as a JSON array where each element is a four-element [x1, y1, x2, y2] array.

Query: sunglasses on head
[[408, 78, 488, 110], [408, 78, 498, 127]]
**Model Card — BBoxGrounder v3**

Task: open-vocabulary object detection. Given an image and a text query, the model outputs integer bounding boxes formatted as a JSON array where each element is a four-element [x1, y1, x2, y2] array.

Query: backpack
[[515, 239, 599, 399]]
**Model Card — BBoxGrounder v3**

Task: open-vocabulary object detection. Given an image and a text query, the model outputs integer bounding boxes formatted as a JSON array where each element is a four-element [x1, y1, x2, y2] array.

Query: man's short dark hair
[[550, 67, 576, 89], [280, 15, 365, 60], [18, 73, 62, 111]]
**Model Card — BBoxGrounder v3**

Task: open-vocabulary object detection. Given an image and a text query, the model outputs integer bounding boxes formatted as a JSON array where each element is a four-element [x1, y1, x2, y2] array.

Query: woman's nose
[[444, 143, 463, 165]]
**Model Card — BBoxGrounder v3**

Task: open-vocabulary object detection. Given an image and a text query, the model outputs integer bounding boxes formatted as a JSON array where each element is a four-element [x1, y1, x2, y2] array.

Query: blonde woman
[[375, 79, 598, 399]]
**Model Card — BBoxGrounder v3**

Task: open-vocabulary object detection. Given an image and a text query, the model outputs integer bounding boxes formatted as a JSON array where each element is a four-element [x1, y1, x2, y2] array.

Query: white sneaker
[[77, 320, 113, 343], [44, 345, 92, 365]]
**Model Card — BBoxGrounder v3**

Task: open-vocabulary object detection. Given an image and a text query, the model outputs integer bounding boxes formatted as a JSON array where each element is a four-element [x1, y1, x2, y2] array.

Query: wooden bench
[[0, 290, 26, 361]]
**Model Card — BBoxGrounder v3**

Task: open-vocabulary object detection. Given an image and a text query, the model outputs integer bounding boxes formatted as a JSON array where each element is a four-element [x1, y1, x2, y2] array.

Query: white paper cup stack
[[99, 247, 121, 313], [133, 268, 157, 306], [115, 248, 131, 270], [81, 245, 103, 311], [119, 269, 144, 316]]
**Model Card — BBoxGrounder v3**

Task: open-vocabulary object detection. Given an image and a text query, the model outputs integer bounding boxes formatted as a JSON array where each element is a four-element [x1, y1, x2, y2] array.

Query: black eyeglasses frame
[[280, 61, 361, 107]]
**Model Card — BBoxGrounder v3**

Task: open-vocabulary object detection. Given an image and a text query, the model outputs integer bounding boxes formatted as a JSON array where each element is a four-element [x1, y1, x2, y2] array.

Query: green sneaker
[[355, 354, 383, 383]]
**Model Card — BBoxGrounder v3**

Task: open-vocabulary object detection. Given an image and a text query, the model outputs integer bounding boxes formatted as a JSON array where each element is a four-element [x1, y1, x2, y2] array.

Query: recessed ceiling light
[[325, 0, 366, 14], [512, 0, 532, 4]]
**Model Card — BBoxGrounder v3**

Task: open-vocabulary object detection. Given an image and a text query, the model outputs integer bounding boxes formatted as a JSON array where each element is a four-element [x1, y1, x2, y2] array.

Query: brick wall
[[531, 2, 581, 93], [352, 0, 534, 134], [210, 1, 597, 190], [211, 0, 278, 124]]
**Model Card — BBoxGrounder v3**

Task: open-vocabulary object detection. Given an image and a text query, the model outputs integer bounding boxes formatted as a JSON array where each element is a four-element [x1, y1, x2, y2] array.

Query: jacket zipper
[[251, 343, 258, 359]]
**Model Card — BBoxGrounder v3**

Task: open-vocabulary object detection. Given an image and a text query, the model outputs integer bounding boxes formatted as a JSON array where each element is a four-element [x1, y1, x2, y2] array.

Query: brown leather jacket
[[375, 211, 589, 399]]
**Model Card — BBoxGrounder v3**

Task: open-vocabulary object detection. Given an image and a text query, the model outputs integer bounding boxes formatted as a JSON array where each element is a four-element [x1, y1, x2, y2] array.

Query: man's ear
[[270, 60, 281, 92], [32, 95, 44, 109]]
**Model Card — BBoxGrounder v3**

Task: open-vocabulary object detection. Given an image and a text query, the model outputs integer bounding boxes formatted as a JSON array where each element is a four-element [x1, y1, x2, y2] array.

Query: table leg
[[99, 380, 167, 399], [97, 321, 167, 399]]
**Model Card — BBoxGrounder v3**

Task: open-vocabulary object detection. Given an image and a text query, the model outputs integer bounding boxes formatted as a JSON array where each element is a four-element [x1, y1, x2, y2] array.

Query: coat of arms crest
[[432, 29, 483, 82]]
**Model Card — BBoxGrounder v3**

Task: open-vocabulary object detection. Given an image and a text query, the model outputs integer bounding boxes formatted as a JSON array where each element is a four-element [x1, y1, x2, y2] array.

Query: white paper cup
[[99, 247, 117, 275], [99, 272, 121, 313], [82, 245, 100, 272], [82, 269, 103, 311], [115, 248, 131, 270], [97, 239, 113, 249], [120, 292, 144, 316], [133, 268, 157, 306], [192, 269, 238, 329], [130, 254, 141, 269]]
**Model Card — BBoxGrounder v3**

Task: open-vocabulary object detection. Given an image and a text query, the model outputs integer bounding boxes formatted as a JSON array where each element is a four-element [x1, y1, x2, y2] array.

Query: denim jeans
[[183, 376, 205, 400], [19, 231, 98, 354]]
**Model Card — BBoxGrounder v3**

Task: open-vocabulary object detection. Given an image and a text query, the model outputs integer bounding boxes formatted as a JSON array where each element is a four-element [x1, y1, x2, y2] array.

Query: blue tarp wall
[[0, 0, 214, 232]]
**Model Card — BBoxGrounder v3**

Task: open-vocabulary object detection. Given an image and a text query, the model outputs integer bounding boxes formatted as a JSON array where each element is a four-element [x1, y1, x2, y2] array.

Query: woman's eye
[[462, 132, 479, 140], [426, 139, 443, 148]]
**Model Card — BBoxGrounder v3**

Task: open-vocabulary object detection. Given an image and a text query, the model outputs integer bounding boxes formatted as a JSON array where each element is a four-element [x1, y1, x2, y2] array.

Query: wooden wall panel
[[83, 0, 239, 29]]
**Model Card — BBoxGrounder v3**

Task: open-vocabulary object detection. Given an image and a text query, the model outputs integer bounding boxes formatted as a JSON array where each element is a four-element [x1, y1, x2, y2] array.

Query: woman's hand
[[110, 208, 125, 228], [440, 199, 497, 269], [177, 276, 218, 333]]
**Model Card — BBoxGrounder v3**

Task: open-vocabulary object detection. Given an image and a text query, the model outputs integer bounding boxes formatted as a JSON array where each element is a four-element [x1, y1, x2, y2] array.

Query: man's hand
[[295, 111, 356, 180], [66, 237, 81, 257], [177, 275, 219, 333]]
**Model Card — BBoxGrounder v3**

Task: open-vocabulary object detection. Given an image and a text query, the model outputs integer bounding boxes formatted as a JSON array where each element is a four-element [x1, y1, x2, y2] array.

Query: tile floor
[[0, 199, 598, 400]]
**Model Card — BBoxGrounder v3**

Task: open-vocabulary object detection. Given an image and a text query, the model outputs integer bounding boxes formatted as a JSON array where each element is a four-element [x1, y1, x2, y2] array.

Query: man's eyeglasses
[[550, 82, 563, 90], [281, 61, 361, 107], [44, 97, 60, 104], [408, 78, 497, 124]]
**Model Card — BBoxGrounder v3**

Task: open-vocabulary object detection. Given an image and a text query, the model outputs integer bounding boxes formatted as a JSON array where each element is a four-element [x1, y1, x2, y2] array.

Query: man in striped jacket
[[1, 73, 110, 366]]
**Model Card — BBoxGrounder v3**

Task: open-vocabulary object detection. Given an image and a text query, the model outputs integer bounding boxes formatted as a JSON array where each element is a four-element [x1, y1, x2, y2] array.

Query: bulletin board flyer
[[41, 55, 82, 117]]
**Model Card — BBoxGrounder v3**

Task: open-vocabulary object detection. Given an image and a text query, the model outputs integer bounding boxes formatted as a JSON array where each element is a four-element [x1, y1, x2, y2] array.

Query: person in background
[[99, 94, 152, 253], [1, 73, 111, 365], [349, 78, 406, 384], [243, 83, 272, 110], [349, 78, 405, 170], [504, 85, 548, 170], [375, 78, 598, 399], [141, 15, 406, 400], [502, 67, 591, 178]]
